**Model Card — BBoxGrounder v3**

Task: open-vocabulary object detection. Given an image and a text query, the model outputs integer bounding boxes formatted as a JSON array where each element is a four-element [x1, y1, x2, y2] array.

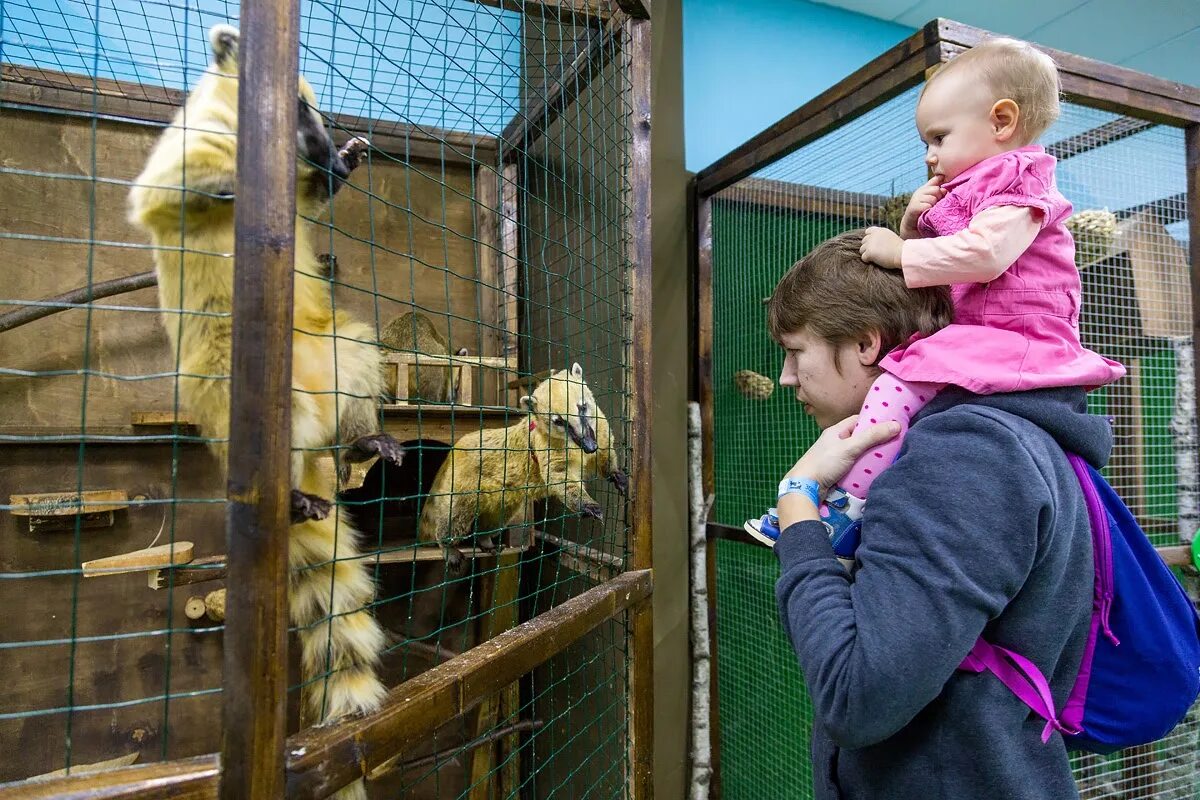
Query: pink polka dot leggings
[[838, 373, 944, 500]]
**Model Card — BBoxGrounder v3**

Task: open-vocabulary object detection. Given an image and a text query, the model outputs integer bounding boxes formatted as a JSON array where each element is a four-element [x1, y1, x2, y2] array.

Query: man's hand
[[900, 176, 945, 239], [860, 227, 904, 270], [785, 415, 901, 492]]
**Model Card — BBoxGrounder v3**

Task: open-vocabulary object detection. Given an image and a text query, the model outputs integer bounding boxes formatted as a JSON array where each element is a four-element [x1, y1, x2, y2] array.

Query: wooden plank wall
[[0, 107, 490, 432], [0, 99, 495, 786]]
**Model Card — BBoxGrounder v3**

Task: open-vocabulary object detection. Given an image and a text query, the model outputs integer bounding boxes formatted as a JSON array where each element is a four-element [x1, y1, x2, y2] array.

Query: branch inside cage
[[368, 719, 544, 780], [0, 271, 156, 334]]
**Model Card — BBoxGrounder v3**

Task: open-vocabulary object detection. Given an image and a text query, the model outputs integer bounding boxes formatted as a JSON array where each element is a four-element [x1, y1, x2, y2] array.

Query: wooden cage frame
[[690, 18, 1200, 799], [0, 0, 653, 797]]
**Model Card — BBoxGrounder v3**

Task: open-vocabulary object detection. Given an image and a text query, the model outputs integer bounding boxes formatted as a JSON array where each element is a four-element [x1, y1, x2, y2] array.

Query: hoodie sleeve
[[773, 407, 1051, 750]]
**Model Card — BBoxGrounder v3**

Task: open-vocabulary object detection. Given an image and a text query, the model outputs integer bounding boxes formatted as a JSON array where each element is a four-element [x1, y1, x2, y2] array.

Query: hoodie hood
[[918, 386, 1113, 470]]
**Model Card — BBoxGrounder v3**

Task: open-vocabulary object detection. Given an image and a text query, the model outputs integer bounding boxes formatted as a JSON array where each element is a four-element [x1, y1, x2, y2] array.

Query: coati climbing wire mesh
[[0, 0, 642, 797]]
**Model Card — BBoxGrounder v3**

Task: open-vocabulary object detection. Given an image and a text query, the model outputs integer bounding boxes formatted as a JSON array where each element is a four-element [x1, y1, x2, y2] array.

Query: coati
[[127, 24, 391, 788], [379, 310, 468, 403], [418, 362, 629, 572]]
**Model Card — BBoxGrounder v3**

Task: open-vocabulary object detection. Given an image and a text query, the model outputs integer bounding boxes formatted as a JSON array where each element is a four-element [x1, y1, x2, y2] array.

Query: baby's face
[[916, 70, 1010, 181]]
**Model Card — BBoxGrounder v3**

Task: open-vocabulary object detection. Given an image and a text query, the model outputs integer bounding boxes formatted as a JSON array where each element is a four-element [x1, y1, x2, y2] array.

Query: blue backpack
[[960, 452, 1200, 753]]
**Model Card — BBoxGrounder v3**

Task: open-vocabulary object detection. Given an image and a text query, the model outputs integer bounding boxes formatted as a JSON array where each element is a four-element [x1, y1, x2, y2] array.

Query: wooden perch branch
[[368, 719, 543, 780], [0, 271, 156, 334]]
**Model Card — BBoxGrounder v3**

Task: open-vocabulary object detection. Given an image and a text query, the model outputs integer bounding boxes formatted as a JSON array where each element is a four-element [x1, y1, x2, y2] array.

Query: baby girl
[[747, 36, 1124, 551]]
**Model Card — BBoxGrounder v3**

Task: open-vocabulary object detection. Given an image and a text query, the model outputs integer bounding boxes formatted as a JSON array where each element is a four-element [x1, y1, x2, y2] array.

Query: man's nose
[[779, 361, 796, 386]]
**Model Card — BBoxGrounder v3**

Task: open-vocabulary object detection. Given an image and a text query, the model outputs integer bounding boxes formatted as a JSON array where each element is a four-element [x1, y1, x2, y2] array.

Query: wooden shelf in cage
[[9, 488, 130, 532], [0, 424, 207, 447], [379, 404, 521, 444], [384, 352, 518, 408]]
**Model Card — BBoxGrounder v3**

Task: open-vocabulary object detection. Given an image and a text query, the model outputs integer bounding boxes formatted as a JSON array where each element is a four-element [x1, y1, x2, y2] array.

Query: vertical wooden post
[[624, 13, 653, 800], [468, 553, 523, 799], [475, 164, 502, 405], [1186, 125, 1200, 468], [220, 0, 299, 797], [694, 191, 722, 800], [499, 162, 521, 407]]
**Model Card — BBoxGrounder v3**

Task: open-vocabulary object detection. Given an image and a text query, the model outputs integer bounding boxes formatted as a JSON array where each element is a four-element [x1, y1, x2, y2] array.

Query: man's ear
[[520, 395, 537, 413], [856, 330, 883, 366], [990, 98, 1020, 143]]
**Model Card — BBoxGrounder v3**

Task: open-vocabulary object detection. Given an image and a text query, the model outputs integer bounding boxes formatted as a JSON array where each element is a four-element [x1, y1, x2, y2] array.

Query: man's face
[[777, 327, 877, 429]]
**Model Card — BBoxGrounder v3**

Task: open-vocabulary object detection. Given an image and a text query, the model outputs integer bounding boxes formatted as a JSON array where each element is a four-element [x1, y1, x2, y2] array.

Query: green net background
[[708, 83, 1199, 799]]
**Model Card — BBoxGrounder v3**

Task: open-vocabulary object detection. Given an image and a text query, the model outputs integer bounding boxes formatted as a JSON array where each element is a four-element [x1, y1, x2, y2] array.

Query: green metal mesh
[[0, 0, 635, 795], [709, 82, 1199, 799]]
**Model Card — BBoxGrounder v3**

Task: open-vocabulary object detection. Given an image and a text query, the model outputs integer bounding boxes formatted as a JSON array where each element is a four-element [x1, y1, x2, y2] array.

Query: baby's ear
[[520, 395, 537, 414]]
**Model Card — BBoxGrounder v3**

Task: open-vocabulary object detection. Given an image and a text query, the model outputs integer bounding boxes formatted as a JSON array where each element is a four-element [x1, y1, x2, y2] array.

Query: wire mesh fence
[[701, 46, 1200, 800], [0, 0, 644, 795]]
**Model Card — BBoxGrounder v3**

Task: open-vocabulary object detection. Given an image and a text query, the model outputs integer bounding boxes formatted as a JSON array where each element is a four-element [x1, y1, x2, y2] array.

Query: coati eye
[[552, 416, 565, 427]]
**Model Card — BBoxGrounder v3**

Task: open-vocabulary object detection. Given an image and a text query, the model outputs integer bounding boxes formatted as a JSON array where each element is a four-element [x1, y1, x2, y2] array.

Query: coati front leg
[[608, 468, 629, 498], [552, 477, 603, 520], [291, 488, 332, 523]]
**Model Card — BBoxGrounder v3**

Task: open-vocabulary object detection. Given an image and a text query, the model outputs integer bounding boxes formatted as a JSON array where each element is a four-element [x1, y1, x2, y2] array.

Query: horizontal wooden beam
[[934, 20, 1200, 126], [472, 0, 610, 25], [694, 31, 937, 197], [705, 521, 759, 548], [716, 177, 887, 222], [1045, 116, 1155, 161], [1, 64, 497, 165], [0, 754, 220, 799], [1, 569, 652, 799], [1116, 191, 1188, 226], [285, 568, 652, 799]]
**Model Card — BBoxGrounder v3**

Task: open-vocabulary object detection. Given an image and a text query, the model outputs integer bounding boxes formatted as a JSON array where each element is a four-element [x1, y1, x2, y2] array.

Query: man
[[762, 230, 1105, 799]]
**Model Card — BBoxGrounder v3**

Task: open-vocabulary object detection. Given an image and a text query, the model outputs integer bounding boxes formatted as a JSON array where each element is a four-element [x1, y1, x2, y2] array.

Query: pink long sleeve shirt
[[880, 146, 1125, 395]]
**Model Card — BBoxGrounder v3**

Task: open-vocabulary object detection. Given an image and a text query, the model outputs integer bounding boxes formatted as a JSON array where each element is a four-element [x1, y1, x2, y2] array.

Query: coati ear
[[209, 24, 239, 66], [570, 362, 583, 379], [520, 395, 538, 414], [456, 347, 468, 356]]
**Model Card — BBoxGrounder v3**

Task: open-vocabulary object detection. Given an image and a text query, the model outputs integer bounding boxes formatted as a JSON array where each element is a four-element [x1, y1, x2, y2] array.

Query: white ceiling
[[813, 0, 1200, 86]]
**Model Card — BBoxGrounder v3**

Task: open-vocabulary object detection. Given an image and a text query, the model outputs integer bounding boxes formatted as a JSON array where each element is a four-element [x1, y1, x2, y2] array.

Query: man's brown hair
[[767, 230, 953, 365]]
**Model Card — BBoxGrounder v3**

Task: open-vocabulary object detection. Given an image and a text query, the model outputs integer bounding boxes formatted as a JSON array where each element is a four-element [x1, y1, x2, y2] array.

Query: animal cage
[[0, 0, 652, 797], [692, 19, 1200, 800]]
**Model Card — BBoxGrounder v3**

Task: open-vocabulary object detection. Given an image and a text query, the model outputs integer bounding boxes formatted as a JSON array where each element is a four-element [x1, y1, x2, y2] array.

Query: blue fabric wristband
[[778, 477, 821, 508]]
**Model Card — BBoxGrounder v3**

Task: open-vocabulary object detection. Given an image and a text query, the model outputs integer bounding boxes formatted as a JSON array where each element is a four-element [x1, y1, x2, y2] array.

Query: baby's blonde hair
[[924, 37, 1061, 142]]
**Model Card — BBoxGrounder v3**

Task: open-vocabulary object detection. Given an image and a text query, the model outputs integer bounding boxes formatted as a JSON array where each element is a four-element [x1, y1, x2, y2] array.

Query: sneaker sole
[[743, 520, 777, 548]]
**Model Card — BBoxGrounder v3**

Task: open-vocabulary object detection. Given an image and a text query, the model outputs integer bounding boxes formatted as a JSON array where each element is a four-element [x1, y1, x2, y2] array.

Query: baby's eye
[[934, 135, 945, 145]]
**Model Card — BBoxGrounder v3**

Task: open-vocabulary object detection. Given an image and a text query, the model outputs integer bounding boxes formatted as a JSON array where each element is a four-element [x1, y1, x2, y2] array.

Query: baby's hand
[[860, 226, 903, 270], [900, 176, 946, 239]]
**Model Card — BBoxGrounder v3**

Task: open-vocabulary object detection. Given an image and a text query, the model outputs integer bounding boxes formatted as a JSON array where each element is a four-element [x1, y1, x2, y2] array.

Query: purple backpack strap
[[959, 453, 1107, 742], [961, 639, 1076, 742]]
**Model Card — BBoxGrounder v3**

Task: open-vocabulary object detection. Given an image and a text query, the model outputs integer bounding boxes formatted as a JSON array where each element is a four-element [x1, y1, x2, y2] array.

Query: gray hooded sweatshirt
[[775, 387, 1112, 799]]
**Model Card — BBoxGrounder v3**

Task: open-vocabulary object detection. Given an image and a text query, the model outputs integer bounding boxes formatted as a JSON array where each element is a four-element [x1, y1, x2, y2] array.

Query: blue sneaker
[[743, 508, 781, 547], [821, 488, 865, 559]]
